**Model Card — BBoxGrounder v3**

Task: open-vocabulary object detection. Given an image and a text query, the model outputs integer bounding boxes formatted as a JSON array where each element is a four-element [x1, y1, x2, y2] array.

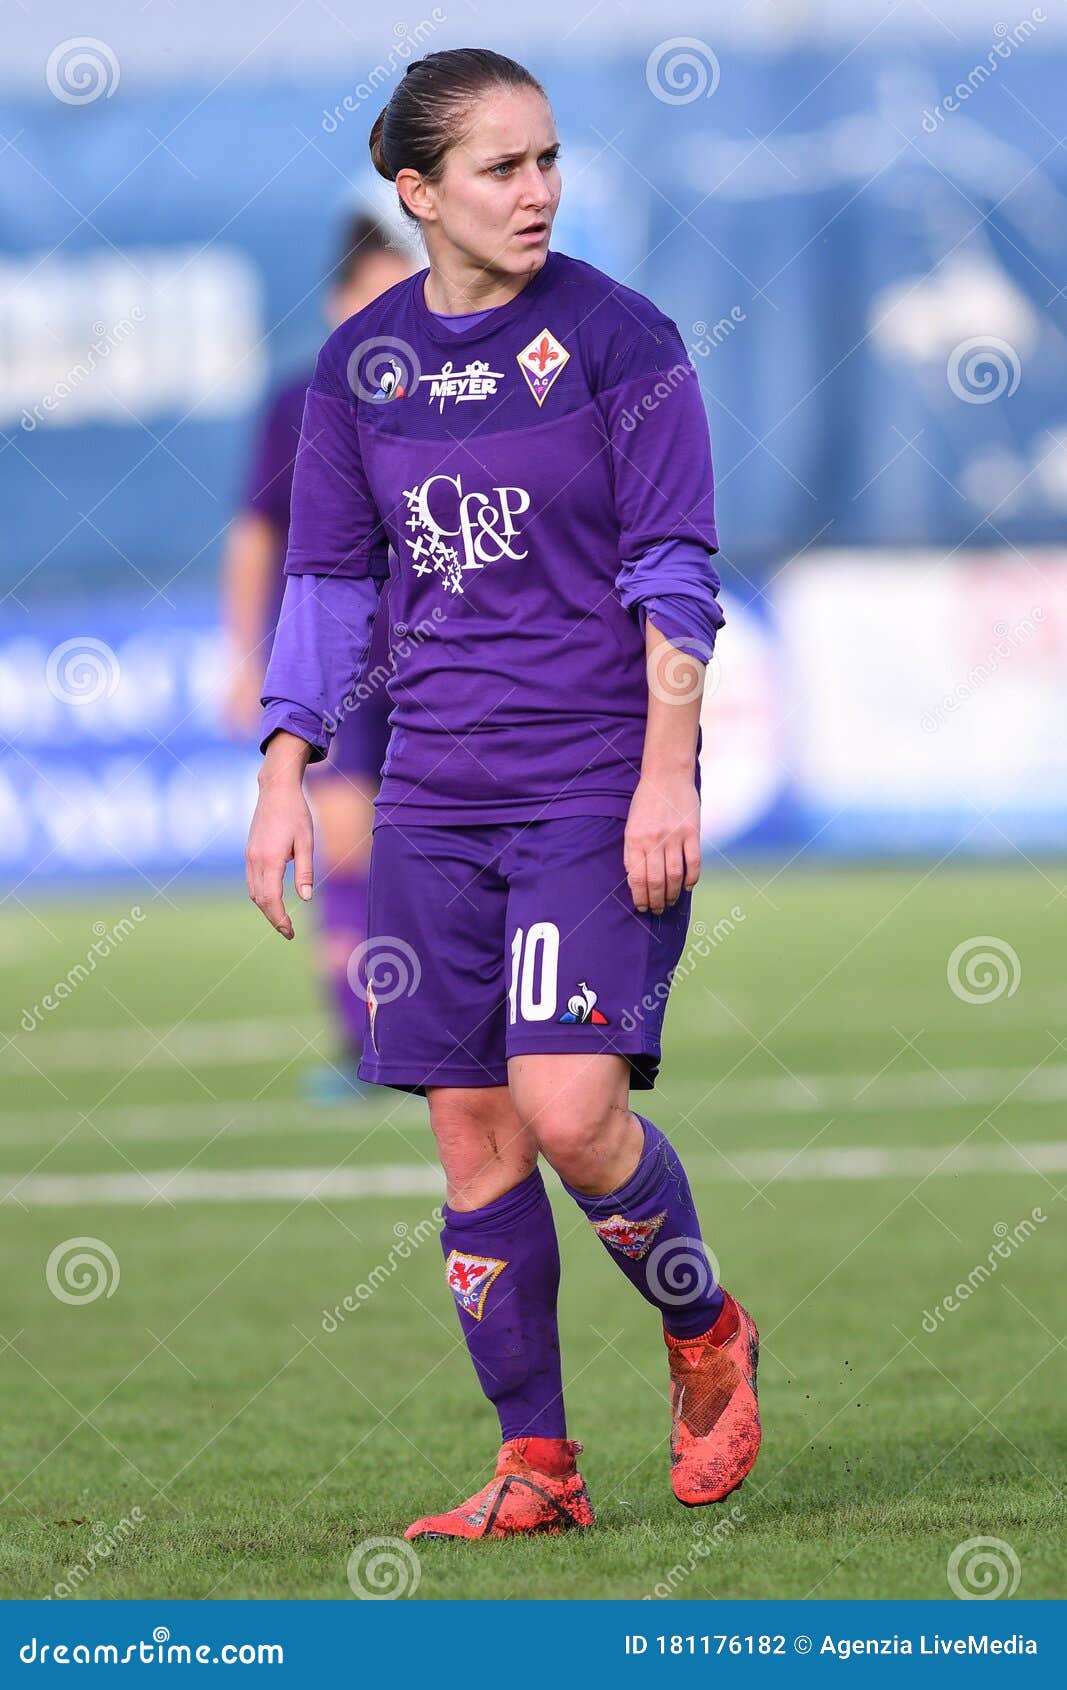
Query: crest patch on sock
[[591, 1210, 667, 1260], [445, 1250, 508, 1320]]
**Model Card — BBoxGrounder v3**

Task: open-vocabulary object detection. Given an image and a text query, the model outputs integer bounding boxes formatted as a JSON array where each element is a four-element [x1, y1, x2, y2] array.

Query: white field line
[[1, 1062, 1066, 1151], [4, 1142, 1066, 1206], [0, 1017, 326, 1072], [5, 990, 1067, 1072]]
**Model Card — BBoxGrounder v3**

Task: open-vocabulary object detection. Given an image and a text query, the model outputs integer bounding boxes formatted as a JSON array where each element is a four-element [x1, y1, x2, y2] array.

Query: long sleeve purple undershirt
[[259, 572, 383, 761], [615, 538, 725, 661], [259, 537, 723, 761]]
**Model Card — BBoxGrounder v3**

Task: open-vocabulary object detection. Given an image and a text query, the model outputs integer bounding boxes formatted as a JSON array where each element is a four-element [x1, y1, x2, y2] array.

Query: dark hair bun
[[369, 108, 392, 181]]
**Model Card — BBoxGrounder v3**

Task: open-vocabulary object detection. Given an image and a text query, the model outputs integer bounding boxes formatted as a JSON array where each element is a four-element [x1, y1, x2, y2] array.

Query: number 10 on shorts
[[508, 922, 560, 1023]]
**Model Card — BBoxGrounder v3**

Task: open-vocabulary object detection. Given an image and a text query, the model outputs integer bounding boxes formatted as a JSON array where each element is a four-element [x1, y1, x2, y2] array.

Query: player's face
[[423, 88, 561, 283], [327, 249, 413, 328]]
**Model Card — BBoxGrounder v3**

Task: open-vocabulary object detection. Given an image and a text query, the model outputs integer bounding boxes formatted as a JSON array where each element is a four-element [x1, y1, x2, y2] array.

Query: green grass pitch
[[1, 862, 1064, 1600]]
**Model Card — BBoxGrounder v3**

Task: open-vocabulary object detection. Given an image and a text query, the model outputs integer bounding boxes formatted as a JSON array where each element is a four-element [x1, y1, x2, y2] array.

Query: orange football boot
[[404, 1437, 596, 1541], [665, 1290, 761, 1505]]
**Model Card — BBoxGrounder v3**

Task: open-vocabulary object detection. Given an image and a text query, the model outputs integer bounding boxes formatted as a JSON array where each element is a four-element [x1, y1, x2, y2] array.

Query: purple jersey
[[281, 250, 719, 824], [244, 374, 308, 534]]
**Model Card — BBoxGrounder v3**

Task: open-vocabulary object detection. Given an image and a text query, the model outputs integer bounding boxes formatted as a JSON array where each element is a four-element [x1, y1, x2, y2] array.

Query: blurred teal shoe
[[299, 1060, 373, 1105]]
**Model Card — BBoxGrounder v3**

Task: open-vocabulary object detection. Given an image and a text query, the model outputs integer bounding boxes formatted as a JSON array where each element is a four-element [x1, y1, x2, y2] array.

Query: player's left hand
[[624, 774, 701, 915]]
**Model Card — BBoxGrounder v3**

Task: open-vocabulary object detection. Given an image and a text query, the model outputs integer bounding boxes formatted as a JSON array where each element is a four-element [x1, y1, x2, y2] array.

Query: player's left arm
[[597, 312, 722, 915], [626, 621, 704, 916]]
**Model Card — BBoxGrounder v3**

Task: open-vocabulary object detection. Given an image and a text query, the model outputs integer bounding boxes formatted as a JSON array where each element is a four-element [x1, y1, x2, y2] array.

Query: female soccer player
[[224, 216, 411, 1096], [247, 48, 761, 1539]]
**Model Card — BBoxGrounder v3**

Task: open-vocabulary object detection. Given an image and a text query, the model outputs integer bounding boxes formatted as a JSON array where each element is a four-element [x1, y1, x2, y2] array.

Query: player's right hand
[[246, 778, 314, 940]]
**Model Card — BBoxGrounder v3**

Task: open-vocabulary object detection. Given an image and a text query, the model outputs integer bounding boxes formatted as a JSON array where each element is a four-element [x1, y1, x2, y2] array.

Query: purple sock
[[318, 871, 370, 1056], [561, 1113, 724, 1340], [441, 1167, 567, 1441]]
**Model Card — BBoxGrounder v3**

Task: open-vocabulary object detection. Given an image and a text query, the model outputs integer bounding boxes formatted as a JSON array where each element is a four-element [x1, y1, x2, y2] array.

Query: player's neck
[[422, 257, 542, 317]]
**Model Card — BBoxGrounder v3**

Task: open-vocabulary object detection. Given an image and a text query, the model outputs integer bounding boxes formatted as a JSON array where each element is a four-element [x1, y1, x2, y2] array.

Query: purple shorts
[[356, 815, 692, 1095]]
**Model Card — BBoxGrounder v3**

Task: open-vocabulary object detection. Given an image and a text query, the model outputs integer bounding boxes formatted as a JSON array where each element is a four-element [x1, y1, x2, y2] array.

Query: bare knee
[[507, 1055, 640, 1195], [530, 1100, 636, 1192], [426, 1086, 537, 1211]]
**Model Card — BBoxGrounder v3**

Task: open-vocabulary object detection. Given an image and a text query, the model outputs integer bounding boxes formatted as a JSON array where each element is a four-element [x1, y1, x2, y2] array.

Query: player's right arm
[[224, 385, 301, 738], [246, 343, 389, 939], [221, 511, 280, 737]]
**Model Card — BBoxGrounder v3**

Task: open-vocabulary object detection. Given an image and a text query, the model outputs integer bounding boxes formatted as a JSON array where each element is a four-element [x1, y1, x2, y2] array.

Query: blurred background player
[[221, 214, 413, 1100]]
